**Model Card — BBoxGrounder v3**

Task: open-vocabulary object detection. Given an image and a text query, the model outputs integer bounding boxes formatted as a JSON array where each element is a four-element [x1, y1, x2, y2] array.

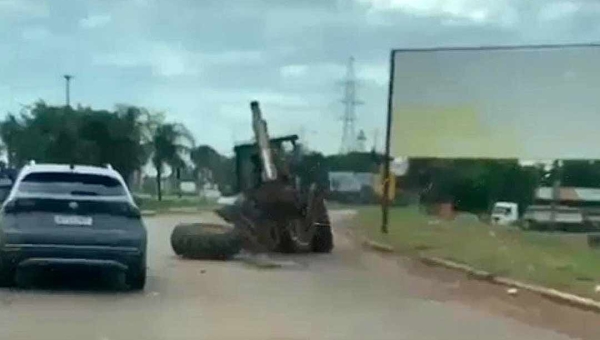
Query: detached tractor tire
[[170, 223, 243, 260]]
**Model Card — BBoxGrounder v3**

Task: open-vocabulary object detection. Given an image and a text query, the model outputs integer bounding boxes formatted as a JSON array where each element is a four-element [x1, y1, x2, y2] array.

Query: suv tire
[[126, 263, 146, 291]]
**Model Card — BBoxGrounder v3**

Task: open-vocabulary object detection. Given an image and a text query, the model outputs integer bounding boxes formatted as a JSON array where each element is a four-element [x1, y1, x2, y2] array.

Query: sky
[[1, 0, 600, 156]]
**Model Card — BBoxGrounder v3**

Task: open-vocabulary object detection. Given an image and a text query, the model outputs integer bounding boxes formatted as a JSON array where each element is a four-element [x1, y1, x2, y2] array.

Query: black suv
[[0, 163, 147, 290]]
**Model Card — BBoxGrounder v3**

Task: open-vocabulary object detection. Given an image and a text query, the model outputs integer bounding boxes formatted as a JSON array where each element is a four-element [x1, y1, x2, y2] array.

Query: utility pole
[[64, 74, 73, 107], [381, 50, 396, 234]]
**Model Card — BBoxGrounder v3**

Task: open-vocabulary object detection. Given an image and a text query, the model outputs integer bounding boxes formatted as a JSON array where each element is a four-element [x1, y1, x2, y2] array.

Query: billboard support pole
[[381, 50, 396, 234], [550, 160, 561, 230]]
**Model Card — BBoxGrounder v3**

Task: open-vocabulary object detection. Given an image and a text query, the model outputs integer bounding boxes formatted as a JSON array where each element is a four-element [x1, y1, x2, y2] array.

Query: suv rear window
[[18, 172, 126, 197]]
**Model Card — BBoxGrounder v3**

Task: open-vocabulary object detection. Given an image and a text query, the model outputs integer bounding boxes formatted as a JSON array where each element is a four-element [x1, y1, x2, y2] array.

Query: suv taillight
[[126, 204, 141, 219]]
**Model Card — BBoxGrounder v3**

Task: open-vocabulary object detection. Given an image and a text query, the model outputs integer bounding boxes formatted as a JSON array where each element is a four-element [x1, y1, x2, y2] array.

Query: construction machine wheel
[[312, 225, 334, 253], [170, 223, 243, 260], [308, 186, 334, 253], [256, 219, 283, 252], [279, 219, 314, 253]]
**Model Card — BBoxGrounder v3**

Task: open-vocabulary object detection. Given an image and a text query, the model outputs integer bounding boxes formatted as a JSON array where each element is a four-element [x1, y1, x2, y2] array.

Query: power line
[[339, 57, 363, 154]]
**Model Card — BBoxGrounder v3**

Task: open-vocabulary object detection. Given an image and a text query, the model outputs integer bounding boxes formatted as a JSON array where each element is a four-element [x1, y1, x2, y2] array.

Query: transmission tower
[[356, 130, 367, 152], [339, 57, 363, 153], [372, 128, 380, 152]]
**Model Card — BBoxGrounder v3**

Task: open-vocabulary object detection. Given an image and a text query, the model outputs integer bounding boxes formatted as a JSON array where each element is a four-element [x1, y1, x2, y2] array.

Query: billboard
[[390, 44, 600, 159]]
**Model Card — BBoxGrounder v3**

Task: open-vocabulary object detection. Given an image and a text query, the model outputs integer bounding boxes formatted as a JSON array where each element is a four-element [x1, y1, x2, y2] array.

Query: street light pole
[[64, 75, 73, 107]]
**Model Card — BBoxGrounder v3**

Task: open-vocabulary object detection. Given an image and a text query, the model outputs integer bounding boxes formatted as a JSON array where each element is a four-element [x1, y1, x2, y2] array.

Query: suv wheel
[[0, 264, 15, 288], [126, 263, 146, 291]]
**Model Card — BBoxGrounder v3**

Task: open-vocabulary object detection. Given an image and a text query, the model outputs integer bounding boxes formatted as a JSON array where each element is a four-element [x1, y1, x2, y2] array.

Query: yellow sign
[[374, 165, 396, 201]]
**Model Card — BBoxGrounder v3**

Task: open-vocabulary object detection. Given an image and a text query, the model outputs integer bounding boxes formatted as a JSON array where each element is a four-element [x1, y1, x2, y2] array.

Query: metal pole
[[381, 50, 396, 234], [64, 75, 73, 107], [549, 159, 561, 230]]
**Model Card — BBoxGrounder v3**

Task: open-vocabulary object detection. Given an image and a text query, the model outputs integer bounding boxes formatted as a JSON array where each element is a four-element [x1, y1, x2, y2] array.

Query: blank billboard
[[390, 44, 600, 159]]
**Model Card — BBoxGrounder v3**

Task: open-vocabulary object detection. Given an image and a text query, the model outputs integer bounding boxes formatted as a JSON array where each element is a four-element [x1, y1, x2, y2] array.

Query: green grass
[[356, 206, 600, 298], [135, 195, 220, 213]]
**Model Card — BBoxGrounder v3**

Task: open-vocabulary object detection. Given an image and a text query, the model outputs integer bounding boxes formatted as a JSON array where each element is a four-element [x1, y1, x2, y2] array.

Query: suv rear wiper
[[70, 191, 99, 196]]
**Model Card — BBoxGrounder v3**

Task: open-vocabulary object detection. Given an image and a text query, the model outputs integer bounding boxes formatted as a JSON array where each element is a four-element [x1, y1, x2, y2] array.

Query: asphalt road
[[0, 211, 598, 340]]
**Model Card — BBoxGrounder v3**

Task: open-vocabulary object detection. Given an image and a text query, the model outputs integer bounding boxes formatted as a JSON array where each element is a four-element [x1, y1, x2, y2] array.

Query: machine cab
[[233, 135, 300, 193]]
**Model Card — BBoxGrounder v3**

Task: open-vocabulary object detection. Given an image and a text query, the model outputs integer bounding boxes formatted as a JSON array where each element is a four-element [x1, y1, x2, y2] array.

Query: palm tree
[[148, 123, 194, 201]]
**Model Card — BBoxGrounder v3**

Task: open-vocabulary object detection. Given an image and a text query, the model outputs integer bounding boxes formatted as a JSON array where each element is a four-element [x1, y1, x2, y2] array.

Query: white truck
[[521, 187, 600, 230], [491, 202, 519, 226]]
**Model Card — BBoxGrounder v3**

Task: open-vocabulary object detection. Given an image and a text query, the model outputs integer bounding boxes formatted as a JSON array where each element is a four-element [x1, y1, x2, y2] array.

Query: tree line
[[3, 102, 599, 211], [0, 102, 193, 201]]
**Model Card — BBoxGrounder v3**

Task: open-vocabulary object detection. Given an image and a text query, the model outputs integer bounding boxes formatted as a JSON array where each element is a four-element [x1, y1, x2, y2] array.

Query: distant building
[[328, 171, 376, 204]]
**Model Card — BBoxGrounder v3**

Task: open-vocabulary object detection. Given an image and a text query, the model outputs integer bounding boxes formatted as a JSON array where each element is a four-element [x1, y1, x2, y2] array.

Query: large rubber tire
[[170, 227, 187, 255], [312, 226, 334, 253], [170, 223, 243, 260]]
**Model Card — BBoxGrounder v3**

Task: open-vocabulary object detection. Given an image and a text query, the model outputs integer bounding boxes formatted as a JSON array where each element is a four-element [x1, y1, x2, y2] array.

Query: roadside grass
[[356, 206, 600, 299], [325, 201, 375, 211], [135, 195, 221, 213]]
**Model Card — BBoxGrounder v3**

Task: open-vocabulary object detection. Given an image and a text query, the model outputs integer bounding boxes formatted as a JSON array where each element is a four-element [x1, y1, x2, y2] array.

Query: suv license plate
[[54, 215, 93, 226]]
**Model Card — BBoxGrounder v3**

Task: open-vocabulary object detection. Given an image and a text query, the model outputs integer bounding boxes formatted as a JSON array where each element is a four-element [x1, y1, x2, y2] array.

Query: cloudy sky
[[1, 0, 599, 155]]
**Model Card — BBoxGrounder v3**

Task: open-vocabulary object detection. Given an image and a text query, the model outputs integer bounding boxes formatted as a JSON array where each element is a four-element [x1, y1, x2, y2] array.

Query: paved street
[[0, 211, 598, 340]]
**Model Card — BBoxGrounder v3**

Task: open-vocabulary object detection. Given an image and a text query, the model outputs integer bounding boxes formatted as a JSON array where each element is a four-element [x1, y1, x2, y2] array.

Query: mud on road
[[0, 210, 597, 340]]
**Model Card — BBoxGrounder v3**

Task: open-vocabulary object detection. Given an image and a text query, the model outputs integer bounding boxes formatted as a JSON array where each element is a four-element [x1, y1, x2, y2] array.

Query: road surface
[[0, 210, 598, 340]]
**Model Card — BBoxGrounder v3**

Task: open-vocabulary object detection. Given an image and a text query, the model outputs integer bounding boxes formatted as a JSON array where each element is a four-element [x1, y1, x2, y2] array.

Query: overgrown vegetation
[[406, 159, 542, 214], [357, 206, 600, 298], [0, 103, 153, 182], [0, 102, 195, 200]]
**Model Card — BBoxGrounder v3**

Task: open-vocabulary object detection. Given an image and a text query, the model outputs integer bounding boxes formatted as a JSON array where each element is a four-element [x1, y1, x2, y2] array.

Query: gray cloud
[[2, 0, 600, 154]]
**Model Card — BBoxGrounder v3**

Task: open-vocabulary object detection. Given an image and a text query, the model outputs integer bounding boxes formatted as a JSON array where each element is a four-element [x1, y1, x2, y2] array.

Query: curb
[[362, 240, 394, 253], [167, 207, 201, 213], [141, 210, 157, 216], [363, 238, 600, 313], [419, 257, 495, 281], [493, 277, 600, 313]]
